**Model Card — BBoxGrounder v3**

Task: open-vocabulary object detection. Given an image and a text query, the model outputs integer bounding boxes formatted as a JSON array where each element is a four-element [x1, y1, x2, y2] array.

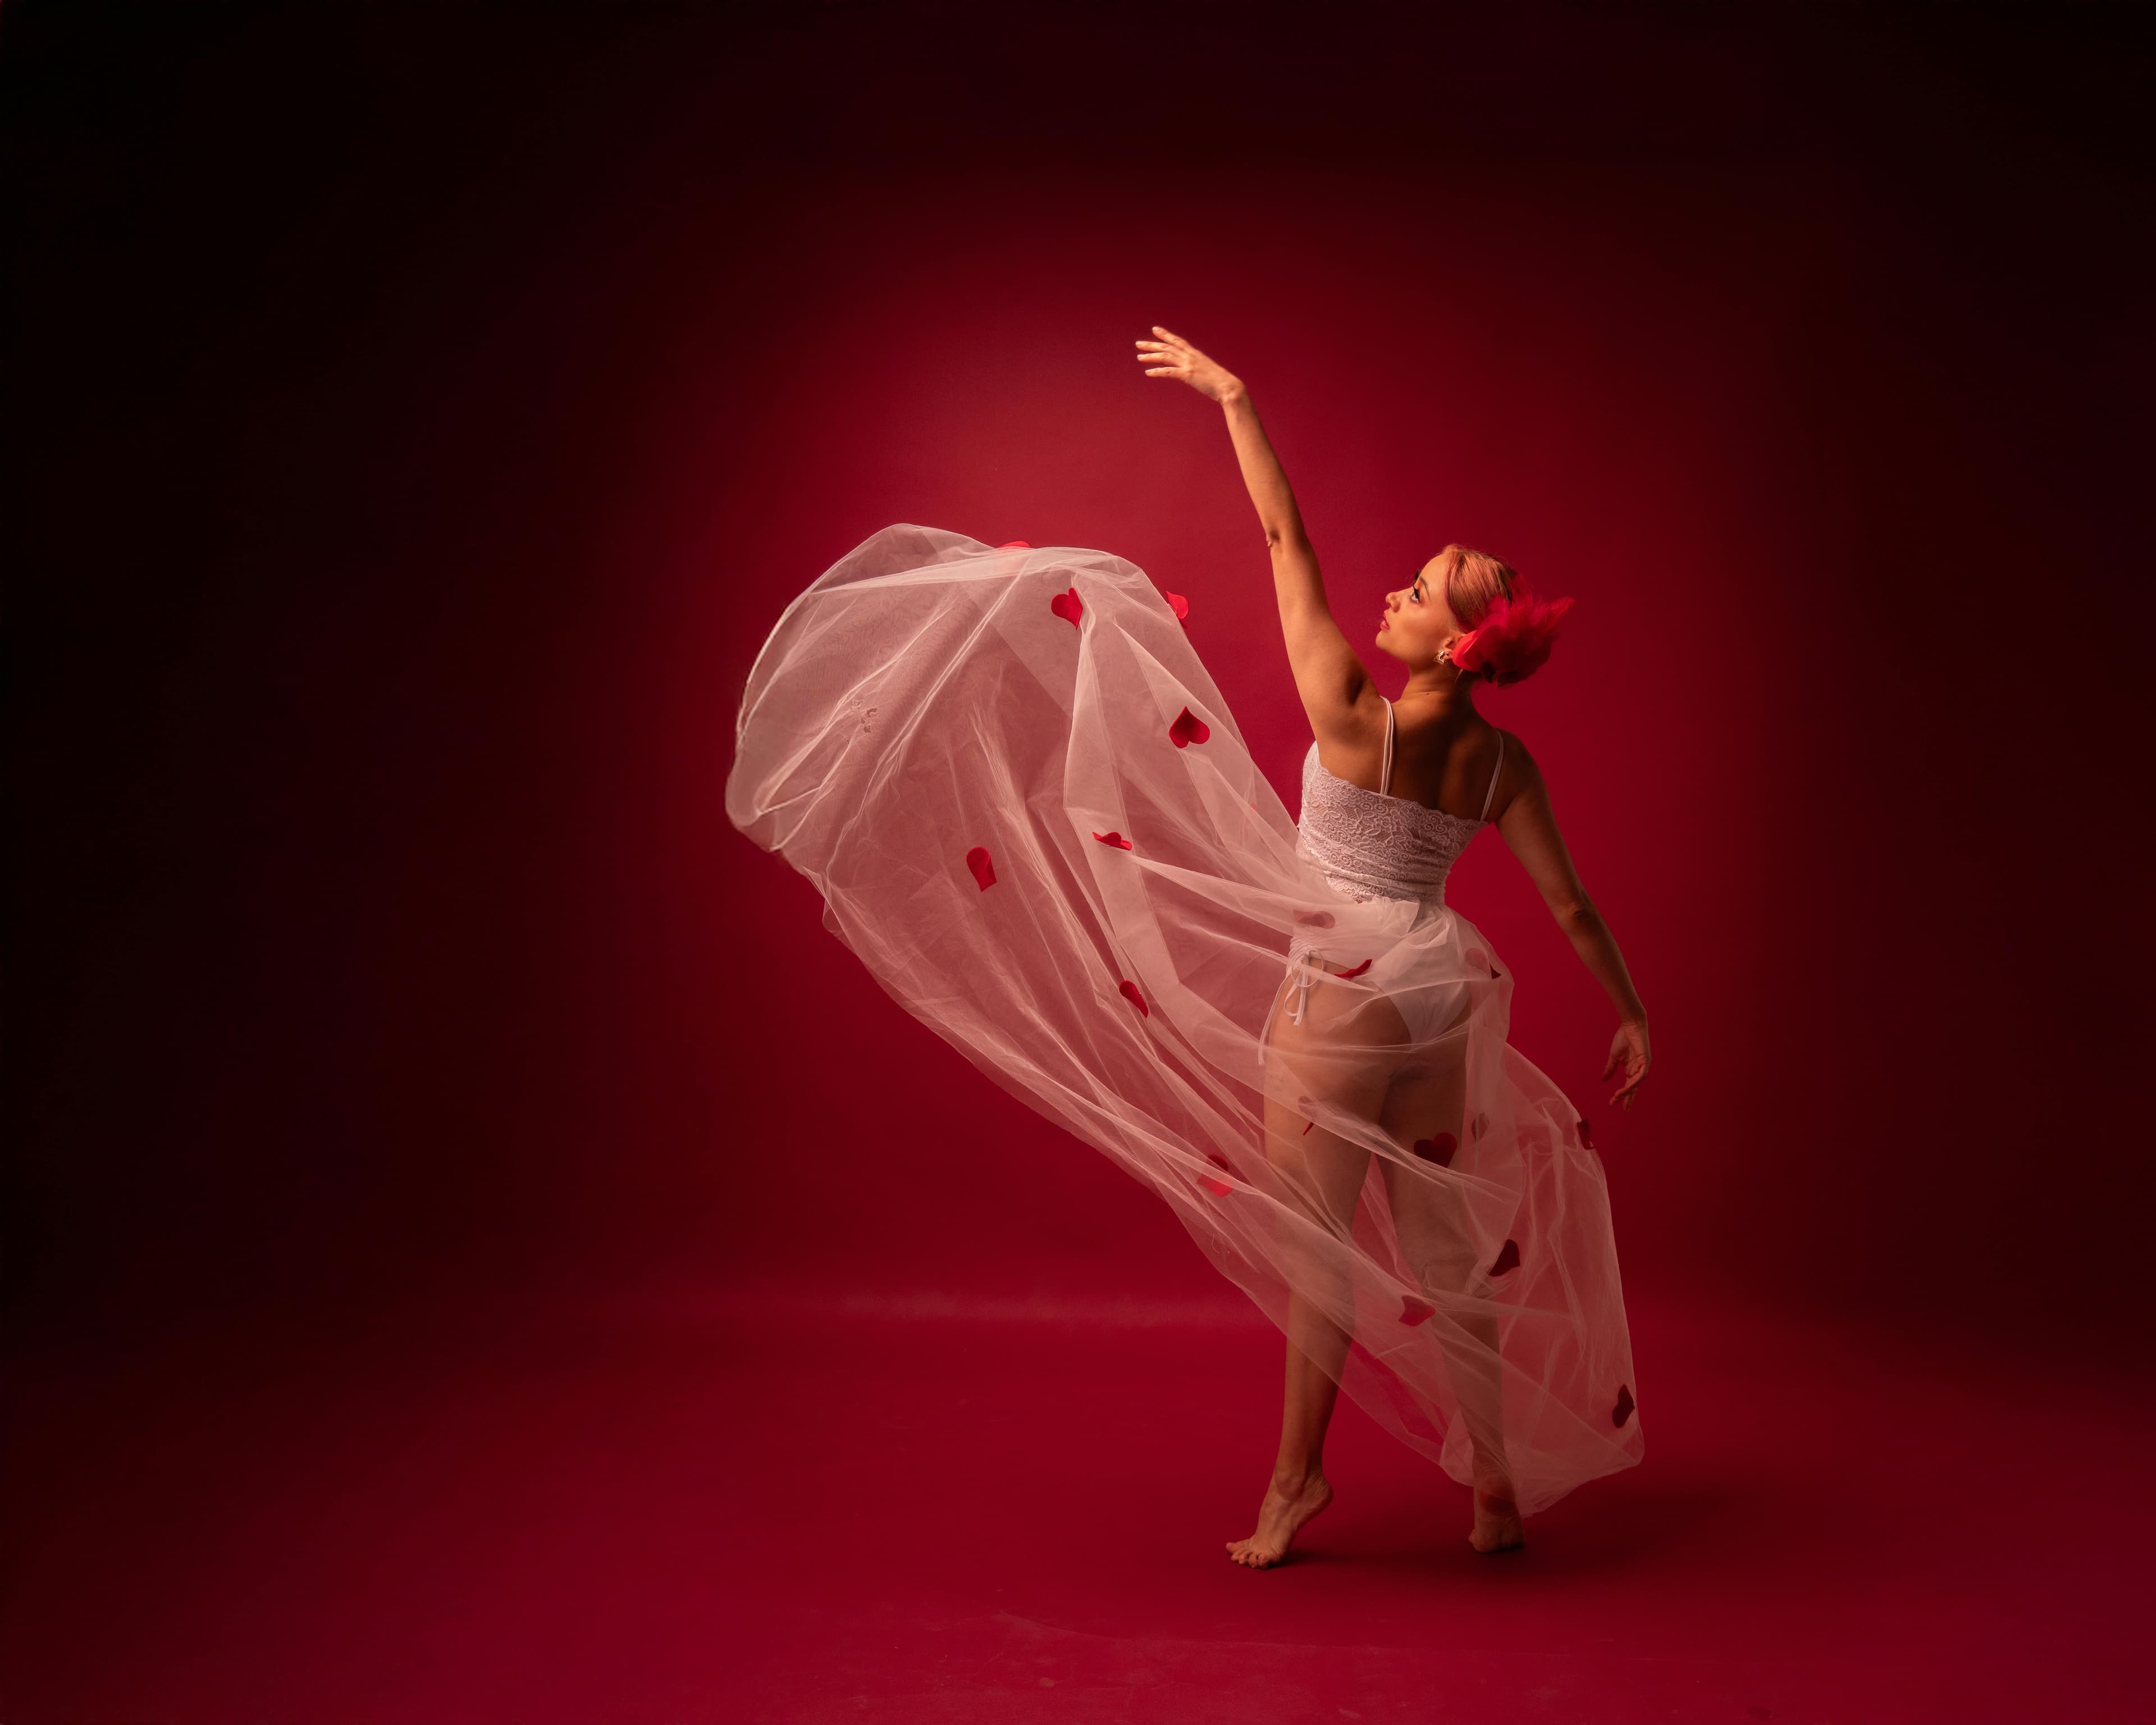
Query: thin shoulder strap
[[1478, 731, 1506, 822], [1380, 700, 1396, 797]]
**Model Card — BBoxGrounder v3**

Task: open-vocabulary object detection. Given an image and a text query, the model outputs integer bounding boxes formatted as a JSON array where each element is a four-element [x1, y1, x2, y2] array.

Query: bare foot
[[1469, 1473, 1524, 1554], [1225, 1471, 1334, 1568]]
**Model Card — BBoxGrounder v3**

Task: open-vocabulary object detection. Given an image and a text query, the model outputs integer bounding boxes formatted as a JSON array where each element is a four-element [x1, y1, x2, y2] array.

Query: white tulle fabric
[[727, 524, 1641, 1513]]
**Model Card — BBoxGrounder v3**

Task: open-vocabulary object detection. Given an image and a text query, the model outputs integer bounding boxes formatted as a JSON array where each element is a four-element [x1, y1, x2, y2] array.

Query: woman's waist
[[1296, 827, 1456, 901], [1287, 879, 1452, 968], [1302, 861, 1451, 912]]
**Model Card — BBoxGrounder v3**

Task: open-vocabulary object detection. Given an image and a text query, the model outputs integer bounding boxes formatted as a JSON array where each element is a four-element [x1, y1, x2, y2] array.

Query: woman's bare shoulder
[[1486, 723, 1545, 820]]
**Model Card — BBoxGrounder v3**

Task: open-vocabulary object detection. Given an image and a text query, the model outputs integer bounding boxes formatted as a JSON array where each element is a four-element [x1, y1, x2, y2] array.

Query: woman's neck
[[1395, 672, 1477, 716]]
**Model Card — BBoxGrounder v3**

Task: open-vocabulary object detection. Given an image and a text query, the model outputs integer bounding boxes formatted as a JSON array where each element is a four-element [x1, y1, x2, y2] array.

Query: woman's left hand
[[1601, 1017, 1651, 1111], [1135, 326, 1243, 402]]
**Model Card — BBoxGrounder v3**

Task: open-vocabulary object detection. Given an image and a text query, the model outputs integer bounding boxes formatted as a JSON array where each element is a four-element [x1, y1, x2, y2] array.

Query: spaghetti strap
[[1380, 699, 1396, 798], [1478, 731, 1506, 822]]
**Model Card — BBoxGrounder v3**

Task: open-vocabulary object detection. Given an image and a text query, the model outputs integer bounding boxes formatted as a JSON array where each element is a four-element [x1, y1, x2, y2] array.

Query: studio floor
[[6, 1271, 2149, 1724]]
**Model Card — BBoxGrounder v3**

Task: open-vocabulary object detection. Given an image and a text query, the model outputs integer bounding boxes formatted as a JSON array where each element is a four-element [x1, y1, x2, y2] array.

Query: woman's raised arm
[[1492, 736, 1653, 1110], [1136, 327, 1373, 734]]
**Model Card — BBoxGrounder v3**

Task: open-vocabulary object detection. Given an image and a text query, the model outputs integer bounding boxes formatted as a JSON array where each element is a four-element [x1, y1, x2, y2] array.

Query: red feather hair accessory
[[1450, 589, 1577, 685]]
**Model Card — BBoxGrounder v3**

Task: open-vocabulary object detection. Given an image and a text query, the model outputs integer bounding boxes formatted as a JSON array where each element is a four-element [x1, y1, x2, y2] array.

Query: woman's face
[[1376, 556, 1456, 666]]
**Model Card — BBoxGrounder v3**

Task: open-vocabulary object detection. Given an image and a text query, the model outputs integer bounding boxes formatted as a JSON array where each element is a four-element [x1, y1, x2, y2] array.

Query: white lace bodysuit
[[1282, 700, 1504, 1029]]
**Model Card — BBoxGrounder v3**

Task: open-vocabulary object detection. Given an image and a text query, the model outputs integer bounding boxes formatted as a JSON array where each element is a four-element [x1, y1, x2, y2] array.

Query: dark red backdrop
[[10, 2, 2150, 1355]]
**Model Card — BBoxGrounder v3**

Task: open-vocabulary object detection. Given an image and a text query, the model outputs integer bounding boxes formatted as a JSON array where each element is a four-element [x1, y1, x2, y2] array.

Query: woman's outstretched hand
[[1602, 1019, 1651, 1111], [1135, 326, 1243, 403]]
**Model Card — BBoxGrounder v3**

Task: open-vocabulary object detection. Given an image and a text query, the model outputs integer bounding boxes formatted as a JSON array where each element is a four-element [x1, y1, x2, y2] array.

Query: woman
[[727, 327, 1650, 1571], [1135, 327, 1651, 1564]]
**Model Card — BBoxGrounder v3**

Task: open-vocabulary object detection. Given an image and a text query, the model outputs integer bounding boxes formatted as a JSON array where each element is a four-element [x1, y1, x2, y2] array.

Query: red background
[[13, 3, 2146, 1347], [11, 7, 2155, 1719]]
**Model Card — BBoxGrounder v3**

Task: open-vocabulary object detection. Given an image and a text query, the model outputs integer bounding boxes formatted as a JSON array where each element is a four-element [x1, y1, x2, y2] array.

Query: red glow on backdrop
[[10, 15, 2145, 1341], [615, 169, 2148, 1325], [8, 4, 2152, 1718]]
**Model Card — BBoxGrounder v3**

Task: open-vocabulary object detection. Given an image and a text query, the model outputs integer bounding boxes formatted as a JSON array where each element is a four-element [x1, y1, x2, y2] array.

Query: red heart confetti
[[1198, 1151, 1237, 1196], [1612, 1383, 1636, 1427], [965, 846, 996, 890], [1166, 590, 1190, 622], [1489, 964, 1502, 980], [1412, 1132, 1457, 1166], [1303, 1122, 1314, 1135], [1399, 1295, 1436, 1327], [1050, 587, 1082, 626], [1168, 706, 1210, 747], [1471, 1111, 1488, 1139], [1118, 979, 1149, 1017], [1577, 1116, 1595, 1148], [997, 540, 1034, 549], [1091, 830, 1134, 850], [1292, 909, 1336, 928], [1464, 950, 1486, 970], [1490, 1238, 1521, 1276], [1335, 957, 1373, 980]]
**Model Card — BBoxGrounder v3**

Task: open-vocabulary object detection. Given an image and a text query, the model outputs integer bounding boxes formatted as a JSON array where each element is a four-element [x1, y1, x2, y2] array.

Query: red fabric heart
[[1303, 1122, 1314, 1135], [1198, 1151, 1236, 1196], [1168, 706, 1210, 747], [1118, 979, 1149, 1017], [1335, 958, 1373, 980], [1399, 1295, 1436, 1327], [1091, 830, 1134, 850], [1049, 587, 1082, 626], [1472, 1111, 1488, 1139], [1166, 590, 1189, 622], [996, 540, 1034, 549], [965, 846, 995, 890], [1490, 1238, 1521, 1276], [1464, 949, 1486, 971], [1293, 909, 1336, 928], [1412, 1133, 1457, 1166], [1612, 1383, 1636, 1427], [1577, 1116, 1595, 1149]]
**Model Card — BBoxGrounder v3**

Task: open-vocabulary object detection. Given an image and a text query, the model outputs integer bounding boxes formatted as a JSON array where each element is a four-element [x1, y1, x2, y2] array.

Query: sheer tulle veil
[[727, 523, 1641, 1514]]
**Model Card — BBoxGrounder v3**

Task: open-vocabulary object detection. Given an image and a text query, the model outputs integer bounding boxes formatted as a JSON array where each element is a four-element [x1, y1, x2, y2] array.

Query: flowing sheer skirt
[[726, 524, 1641, 1514]]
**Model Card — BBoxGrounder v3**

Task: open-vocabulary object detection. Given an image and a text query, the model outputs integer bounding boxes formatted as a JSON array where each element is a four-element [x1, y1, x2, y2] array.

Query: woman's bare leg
[[1228, 968, 1399, 1569], [1377, 996, 1523, 1553]]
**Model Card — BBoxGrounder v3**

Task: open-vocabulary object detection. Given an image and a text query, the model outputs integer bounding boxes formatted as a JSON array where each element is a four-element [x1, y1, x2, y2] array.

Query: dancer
[[728, 326, 1650, 1571]]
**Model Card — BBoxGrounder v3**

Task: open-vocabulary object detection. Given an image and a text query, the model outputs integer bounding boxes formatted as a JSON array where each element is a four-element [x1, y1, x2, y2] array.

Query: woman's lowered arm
[[1493, 738, 1652, 1109]]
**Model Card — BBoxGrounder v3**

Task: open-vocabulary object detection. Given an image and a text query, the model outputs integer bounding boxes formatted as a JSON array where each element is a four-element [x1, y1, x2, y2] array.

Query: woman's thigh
[[1258, 961, 1409, 1231], [1374, 996, 1487, 1289]]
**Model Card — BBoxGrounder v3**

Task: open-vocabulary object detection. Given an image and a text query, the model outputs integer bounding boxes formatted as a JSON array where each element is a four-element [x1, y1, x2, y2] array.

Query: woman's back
[[1311, 700, 1510, 822], [1296, 700, 1508, 911]]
